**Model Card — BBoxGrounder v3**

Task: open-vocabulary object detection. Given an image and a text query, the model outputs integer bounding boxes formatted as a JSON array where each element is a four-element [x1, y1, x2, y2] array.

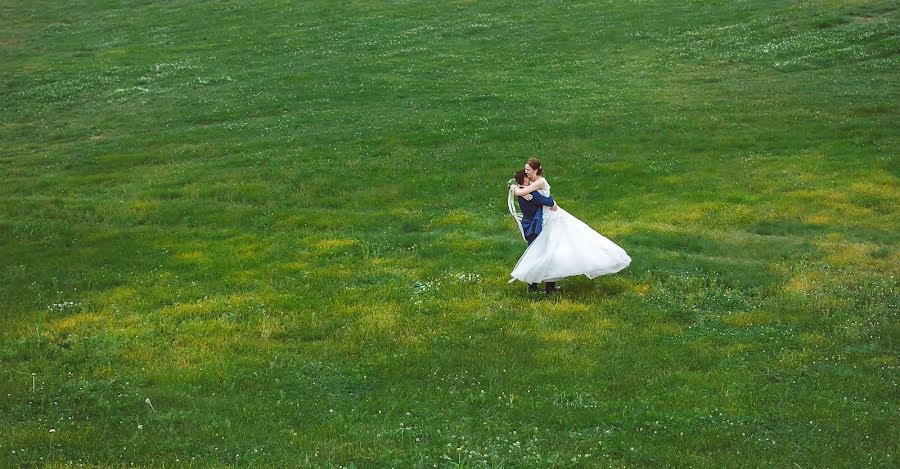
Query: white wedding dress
[[511, 185, 631, 284]]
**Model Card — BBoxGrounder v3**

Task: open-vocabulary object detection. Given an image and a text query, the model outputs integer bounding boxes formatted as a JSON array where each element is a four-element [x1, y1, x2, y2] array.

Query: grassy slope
[[1, 0, 898, 466]]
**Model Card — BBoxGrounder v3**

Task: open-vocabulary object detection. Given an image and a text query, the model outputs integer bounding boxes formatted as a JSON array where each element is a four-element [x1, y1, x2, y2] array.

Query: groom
[[514, 169, 558, 294]]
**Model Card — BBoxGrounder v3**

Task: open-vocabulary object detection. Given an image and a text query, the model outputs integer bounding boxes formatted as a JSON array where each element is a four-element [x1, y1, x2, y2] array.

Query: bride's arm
[[512, 177, 546, 196]]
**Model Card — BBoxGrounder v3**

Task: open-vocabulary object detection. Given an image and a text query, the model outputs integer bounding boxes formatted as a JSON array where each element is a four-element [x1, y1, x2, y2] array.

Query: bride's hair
[[514, 169, 527, 185], [527, 158, 543, 176]]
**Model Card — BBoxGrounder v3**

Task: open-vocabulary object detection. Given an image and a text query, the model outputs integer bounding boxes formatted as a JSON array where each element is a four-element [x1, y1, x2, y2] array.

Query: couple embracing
[[508, 158, 631, 293]]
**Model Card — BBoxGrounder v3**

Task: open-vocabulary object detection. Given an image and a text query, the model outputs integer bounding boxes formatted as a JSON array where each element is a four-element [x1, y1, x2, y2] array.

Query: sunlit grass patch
[[277, 260, 309, 272], [723, 311, 779, 327], [98, 286, 140, 306], [541, 329, 579, 343], [870, 354, 895, 366], [804, 213, 837, 225], [257, 316, 283, 341], [721, 341, 760, 357], [816, 238, 897, 270], [848, 180, 900, 215], [798, 190, 873, 222], [232, 237, 268, 260], [129, 199, 158, 215], [669, 201, 721, 224], [644, 322, 683, 336], [352, 301, 400, 334], [822, 240, 871, 265], [224, 269, 264, 286], [799, 331, 827, 345], [437, 231, 491, 253], [629, 282, 651, 296], [779, 349, 817, 369], [175, 250, 203, 261], [158, 296, 224, 321], [313, 238, 358, 252], [119, 301, 287, 371], [436, 295, 489, 317], [428, 209, 474, 228], [542, 298, 591, 316], [52, 311, 107, 334]]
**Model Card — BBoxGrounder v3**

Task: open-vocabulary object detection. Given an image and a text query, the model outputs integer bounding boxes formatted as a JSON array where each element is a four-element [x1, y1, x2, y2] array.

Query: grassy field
[[1, 0, 898, 466]]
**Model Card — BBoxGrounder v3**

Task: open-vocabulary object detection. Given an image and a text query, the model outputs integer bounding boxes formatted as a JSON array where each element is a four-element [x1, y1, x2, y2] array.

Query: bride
[[509, 158, 631, 288]]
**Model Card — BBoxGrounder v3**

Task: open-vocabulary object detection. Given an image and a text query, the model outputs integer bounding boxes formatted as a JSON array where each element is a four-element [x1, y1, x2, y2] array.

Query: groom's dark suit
[[518, 191, 555, 245], [518, 190, 557, 293]]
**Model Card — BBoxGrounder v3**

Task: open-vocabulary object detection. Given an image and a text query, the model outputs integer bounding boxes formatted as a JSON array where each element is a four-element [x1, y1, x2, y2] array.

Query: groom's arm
[[529, 192, 555, 207]]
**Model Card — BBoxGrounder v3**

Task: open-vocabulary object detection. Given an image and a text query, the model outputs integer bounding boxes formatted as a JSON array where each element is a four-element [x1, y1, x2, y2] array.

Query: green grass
[[1, 0, 898, 466]]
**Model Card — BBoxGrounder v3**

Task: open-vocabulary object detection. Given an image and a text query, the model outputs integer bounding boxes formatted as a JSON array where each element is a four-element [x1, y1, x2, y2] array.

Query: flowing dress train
[[511, 187, 630, 283]]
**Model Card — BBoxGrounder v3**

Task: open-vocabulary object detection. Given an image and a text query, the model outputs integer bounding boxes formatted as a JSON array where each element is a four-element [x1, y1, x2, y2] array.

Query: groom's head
[[514, 169, 527, 186]]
